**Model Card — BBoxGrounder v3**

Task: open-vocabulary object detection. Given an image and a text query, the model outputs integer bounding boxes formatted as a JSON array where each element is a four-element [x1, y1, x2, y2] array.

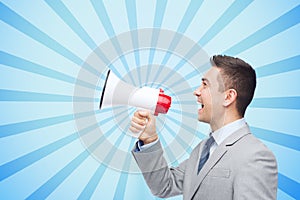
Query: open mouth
[[197, 102, 204, 110]]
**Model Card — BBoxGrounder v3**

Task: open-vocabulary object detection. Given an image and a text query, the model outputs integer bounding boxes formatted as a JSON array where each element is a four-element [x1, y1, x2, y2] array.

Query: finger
[[132, 115, 147, 126], [130, 120, 146, 130], [129, 125, 143, 133], [137, 110, 150, 118], [138, 110, 155, 124], [134, 111, 146, 119]]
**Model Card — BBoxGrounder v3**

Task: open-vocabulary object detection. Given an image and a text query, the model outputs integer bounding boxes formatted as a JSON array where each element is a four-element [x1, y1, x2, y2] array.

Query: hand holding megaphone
[[99, 70, 171, 138], [129, 110, 158, 143]]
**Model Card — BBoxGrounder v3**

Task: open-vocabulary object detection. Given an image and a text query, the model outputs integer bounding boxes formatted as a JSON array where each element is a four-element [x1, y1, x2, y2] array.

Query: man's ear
[[223, 89, 237, 107]]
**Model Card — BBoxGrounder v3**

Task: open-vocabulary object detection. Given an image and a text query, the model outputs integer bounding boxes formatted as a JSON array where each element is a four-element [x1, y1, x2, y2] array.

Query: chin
[[198, 117, 206, 123], [198, 116, 210, 123]]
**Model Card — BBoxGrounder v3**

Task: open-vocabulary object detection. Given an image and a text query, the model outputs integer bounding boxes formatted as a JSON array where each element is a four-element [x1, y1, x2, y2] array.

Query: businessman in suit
[[130, 55, 278, 200]]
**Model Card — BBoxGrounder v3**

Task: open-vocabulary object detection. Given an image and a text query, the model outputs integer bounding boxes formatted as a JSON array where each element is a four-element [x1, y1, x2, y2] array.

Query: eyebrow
[[202, 78, 210, 84]]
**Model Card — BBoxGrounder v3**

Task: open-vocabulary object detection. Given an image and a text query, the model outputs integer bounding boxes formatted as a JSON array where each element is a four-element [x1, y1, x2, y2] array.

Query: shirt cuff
[[134, 139, 159, 152]]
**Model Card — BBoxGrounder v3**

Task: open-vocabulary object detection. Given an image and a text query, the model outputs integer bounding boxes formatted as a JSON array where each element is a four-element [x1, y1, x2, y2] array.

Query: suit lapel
[[189, 125, 251, 200], [189, 144, 228, 199]]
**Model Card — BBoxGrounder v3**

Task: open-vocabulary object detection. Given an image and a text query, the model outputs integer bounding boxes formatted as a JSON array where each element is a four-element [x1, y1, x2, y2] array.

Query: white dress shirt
[[209, 118, 246, 155], [137, 118, 246, 153]]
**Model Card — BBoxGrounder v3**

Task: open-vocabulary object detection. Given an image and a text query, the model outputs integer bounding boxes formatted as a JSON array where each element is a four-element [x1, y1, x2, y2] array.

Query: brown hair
[[210, 55, 256, 117]]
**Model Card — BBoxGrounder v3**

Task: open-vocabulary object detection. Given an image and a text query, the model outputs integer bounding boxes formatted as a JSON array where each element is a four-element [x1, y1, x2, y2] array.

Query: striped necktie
[[198, 136, 215, 174]]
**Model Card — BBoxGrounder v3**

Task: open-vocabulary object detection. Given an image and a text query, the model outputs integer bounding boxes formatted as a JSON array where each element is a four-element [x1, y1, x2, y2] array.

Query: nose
[[193, 87, 201, 96]]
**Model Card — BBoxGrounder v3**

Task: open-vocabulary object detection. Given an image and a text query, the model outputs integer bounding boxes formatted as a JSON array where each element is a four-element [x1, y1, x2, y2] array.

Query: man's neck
[[210, 113, 242, 132]]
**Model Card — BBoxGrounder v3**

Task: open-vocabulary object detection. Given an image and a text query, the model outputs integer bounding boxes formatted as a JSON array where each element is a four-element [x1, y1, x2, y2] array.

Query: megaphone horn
[[99, 70, 171, 116]]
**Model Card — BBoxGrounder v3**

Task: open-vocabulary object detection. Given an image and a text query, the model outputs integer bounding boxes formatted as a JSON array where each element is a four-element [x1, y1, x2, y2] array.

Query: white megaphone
[[99, 70, 171, 116]]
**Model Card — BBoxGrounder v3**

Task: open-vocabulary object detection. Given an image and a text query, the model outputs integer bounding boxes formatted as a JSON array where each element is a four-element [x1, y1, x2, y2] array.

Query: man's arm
[[130, 110, 186, 198], [132, 139, 186, 198]]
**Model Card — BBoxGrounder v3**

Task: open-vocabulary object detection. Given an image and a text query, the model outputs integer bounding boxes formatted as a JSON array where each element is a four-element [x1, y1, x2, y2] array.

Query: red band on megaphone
[[154, 88, 171, 116]]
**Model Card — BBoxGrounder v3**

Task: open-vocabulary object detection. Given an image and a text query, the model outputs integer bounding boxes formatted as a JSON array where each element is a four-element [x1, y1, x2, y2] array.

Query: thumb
[[138, 110, 150, 117]]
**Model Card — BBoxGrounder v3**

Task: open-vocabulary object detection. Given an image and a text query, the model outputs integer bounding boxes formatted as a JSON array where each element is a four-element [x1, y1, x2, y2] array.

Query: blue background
[[0, 1, 299, 199]]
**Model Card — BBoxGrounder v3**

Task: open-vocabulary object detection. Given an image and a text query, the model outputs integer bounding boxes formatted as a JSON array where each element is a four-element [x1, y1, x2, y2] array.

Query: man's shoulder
[[235, 132, 276, 161]]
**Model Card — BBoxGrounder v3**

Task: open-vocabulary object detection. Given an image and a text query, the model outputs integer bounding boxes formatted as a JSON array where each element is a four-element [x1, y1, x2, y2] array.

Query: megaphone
[[99, 70, 171, 115]]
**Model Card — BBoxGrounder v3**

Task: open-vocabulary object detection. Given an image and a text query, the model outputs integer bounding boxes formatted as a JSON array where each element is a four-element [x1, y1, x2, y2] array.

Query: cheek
[[202, 89, 212, 100], [210, 91, 224, 105]]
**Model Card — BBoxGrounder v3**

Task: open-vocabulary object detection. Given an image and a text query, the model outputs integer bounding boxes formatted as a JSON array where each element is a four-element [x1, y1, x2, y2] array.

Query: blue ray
[[198, 0, 253, 46], [99, 72, 108, 81], [98, 108, 129, 126], [113, 172, 130, 200], [250, 96, 300, 110], [162, 120, 192, 154], [102, 105, 132, 135], [99, 106, 123, 113], [112, 138, 135, 200], [172, 100, 195, 105], [90, 0, 136, 85], [89, 0, 114, 37], [158, 58, 186, 86], [98, 106, 131, 126], [44, 0, 97, 50], [0, 122, 99, 181], [0, 110, 94, 138], [152, 0, 168, 29], [26, 149, 90, 199], [278, 173, 300, 200], [148, 0, 168, 63], [159, 60, 210, 88], [151, 0, 204, 86], [156, 118, 179, 166], [77, 164, 106, 200], [27, 126, 119, 199], [158, 118, 192, 162], [175, 87, 194, 96], [26, 118, 125, 199], [168, 70, 199, 89], [0, 51, 101, 91], [90, 126, 128, 191], [79, 122, 134, 200], [160, 132, 178, 166], [0, 89, 94, 102], [78, 133, 124, 199], [125, 0, 141, 85], [166, 115, 205, 140], [183, 70, 200, 80], [150, 54, 172, 87], [170, 108, 196, 120], [78, 110, 134, 199], [251, 126, 300, 151], [177, 0, 204, 34], [256, 55, 300, 78], [146, 0, 168, 84], [225, 4, 300, 55], [44, 0, 117, 79], [0, 3, 99, 76]]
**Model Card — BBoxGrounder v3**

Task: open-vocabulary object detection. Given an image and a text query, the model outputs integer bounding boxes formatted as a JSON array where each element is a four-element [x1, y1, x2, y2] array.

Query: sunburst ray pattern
[[1, 1, 300, 199]]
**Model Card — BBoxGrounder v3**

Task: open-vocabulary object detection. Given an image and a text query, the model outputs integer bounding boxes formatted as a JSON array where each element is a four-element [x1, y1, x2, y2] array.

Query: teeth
[[197, 102, 203, 109]]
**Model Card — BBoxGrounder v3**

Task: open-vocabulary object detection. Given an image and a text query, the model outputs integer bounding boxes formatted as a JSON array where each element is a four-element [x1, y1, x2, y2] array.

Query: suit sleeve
[[233, 147, 278, 200], [132, 140, 187, 198]]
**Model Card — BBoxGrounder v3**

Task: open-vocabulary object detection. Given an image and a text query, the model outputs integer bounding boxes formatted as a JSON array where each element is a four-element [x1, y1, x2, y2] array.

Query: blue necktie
[[198, 136, 215, 174]]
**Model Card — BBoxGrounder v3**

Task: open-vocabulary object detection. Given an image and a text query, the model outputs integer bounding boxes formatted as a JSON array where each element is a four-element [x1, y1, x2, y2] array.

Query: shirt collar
[[210, 118, 246, 145]]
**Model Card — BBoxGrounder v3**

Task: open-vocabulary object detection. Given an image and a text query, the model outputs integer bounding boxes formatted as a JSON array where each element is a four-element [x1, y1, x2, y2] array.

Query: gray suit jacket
[[132, 124, 278, 200]]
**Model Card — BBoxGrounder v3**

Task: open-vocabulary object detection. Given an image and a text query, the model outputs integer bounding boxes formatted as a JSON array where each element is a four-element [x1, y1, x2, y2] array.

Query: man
[[130, 55, 278, 200]]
